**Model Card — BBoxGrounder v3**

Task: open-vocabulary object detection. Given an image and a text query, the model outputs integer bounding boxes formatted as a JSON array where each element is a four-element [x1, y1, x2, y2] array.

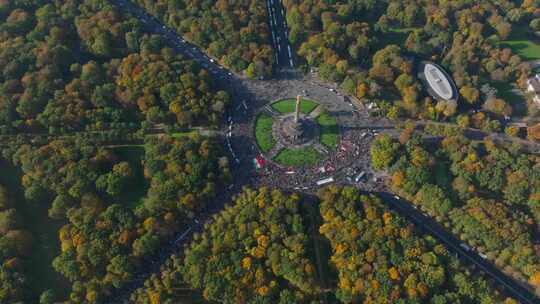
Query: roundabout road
[[230, 74, 392, 192], [107, 1, 540, 303]]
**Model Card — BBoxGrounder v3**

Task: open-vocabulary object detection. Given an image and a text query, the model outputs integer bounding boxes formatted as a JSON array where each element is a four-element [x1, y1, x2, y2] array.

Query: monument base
[[277, 115, 318, 146]]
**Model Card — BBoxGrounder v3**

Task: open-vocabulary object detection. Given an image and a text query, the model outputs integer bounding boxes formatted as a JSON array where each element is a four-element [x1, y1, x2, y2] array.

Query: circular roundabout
[[239, 83, 381, 193], [254, 96, 339, 167]]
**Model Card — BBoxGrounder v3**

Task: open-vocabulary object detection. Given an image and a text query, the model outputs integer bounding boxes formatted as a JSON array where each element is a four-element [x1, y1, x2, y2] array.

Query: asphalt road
[[108, 1, 540, 303], [266, 0, 294, 68], [378, 192, 539, 304], [114, 0, 235, 85]]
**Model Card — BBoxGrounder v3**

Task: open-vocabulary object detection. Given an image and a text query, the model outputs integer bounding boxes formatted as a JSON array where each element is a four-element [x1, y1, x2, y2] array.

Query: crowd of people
[[247, 124, 387, 193]]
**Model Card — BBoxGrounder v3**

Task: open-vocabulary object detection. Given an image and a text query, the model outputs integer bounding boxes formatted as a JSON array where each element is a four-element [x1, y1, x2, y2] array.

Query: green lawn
[[112, 146, 148, 209], [171, 129, 199, 138], [301, 199, 333, 299], [0, 161, 70, 301], [316, 113, 338, 149], [274, 147, 322, 166], [271, 98, 318, 114], [255, 113, 276, 153], [491, 81, 524, 104], [499, 25, 540, 60], [490, 80, 528, 116]]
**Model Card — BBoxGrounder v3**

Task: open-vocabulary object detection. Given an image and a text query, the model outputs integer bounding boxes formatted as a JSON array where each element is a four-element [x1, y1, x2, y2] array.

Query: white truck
[[316, 177, 334, 186], [354, 172, 366, 183]]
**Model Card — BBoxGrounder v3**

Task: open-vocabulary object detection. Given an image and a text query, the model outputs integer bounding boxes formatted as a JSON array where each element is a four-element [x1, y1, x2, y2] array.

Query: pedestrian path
[[308, 105, 324, 118], [263, 105, 279, 116]]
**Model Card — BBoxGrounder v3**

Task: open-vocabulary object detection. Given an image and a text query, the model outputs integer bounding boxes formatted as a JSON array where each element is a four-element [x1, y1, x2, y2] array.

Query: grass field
[[274, 147, 322, 166], [499, 25, 540, 60], [271, 98, 318, 114], [316, 113, 338, 149], [492, 81, 524, 104], [490, 80, 528, 116], [112, 146, 148, 209], [171, 129, 199, 138], [0, 161, 70, 301], [255, 113, 276, 153], [301, 199, 333, 302]]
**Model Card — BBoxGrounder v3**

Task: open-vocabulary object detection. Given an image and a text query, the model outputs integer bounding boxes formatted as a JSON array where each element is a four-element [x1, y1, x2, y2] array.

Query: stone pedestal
[[283, 117, 304, 141], [275, 115, 318, 146]]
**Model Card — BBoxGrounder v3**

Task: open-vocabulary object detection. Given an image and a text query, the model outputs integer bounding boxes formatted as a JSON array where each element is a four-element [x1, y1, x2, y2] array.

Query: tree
[[0, 209, 20, 234], [132, 233, 159, 257], [96, 162, 134, 196], [39, 289, 55, 304], [370, 134, 400, 170], [48, 195, 74, 220], [318, 186, 508, 303], [132, 0, 273, 75], [483, 98, 512, 116], [180, 188, 319, 303], [460, 86, 480, 104], [414, 184, 453, 216], [528, 123, 540, 141], [382, 133, 540, 292], [107, 255, 134, 288]]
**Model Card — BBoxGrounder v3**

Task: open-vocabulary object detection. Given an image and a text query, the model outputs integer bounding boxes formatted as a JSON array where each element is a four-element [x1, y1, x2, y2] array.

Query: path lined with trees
[[103, 0, 540, 302], [1, 0, 540, 302]]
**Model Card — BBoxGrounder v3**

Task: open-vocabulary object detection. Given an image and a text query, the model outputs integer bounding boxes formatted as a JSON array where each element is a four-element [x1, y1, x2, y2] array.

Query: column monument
[[294, 95, 301, 123], [277, 94, 318, 146], [281, 95, 305, 143]]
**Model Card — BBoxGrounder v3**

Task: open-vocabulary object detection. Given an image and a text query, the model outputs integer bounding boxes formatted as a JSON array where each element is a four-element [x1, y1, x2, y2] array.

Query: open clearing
[[274, 147, 323, 166], [112, 146, 148, 209], [0, 161, 70, 301], [171, 129, 199, 138], [316, 113, 339, 149], [255, 113, 276, 153], [271, 98, 318, 114], [499, 25, 540, 60]]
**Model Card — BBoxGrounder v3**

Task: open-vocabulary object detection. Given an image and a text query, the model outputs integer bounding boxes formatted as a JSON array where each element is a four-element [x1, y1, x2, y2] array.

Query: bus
[[316, 177, 334, 186]]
